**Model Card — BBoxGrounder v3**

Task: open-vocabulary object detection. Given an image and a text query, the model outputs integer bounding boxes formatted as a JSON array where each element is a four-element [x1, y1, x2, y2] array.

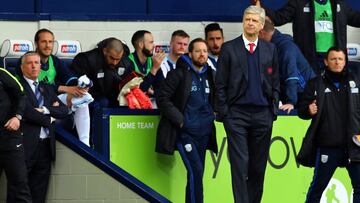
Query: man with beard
[[205, 23, 224, 62], [129, 30, 166, 95], [156, 38, 217, 203], [71, 38, 132, 107], [216, 6, 279, 203], [160, 30, 190, 78], [20, 29, 92, 146], [205, 23, 224, 72]]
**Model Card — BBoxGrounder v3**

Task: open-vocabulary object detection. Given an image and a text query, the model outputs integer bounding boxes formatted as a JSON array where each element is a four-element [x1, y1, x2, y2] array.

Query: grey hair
[[243, 5, 266, 25], [21, 51, 40, 64]]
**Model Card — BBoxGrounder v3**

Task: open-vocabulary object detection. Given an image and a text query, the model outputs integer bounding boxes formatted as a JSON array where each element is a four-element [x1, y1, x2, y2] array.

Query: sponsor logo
[[13, 44, 30, 52], [61, 45, 77, 53], [348, 48, 358, 56]]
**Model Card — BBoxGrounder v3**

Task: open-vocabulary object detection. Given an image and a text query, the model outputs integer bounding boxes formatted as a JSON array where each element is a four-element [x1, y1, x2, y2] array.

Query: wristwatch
[[15, 114, 22, 121]]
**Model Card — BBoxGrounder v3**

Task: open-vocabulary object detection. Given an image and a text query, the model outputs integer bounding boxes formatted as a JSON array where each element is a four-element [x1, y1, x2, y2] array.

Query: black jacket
[[70, 48, 132, 107], [297, 71, 360, 167], [0, 68, 26, 150], [20, 78, 68, 161], [216, 36, 279, 121], [265, 0, 360, 63], [155, 56, 218, 155]]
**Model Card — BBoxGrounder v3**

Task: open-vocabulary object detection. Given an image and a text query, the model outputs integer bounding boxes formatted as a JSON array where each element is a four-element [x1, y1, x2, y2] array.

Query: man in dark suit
[[19, 51, 68, 203], [215, 6, 279, 203]]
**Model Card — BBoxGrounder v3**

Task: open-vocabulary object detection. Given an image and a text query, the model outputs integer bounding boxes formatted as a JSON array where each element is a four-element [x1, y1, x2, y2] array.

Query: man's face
[[103, 49, 123, 69], [141, 33, 155, 57], [36, 32, 54, 58], [189, 42, 208, 68], [21, 54, 41, 80], [170, 36, 189, 57], [206, 30, 224, 56], [324, 50, 346, 73], [243, 13, 264, 37]]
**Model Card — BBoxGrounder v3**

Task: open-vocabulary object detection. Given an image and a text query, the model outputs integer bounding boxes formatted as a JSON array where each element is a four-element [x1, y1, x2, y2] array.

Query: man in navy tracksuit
[[297, 47, 360, 202], [156, 38, 218, 203], [259, 19, 315, 113]]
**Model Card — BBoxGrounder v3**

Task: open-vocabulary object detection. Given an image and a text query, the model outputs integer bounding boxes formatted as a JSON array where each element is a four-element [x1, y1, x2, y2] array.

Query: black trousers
[[0, 145, 32, 203], [26, 138, 51, 203], [223, 106, 273, 203]]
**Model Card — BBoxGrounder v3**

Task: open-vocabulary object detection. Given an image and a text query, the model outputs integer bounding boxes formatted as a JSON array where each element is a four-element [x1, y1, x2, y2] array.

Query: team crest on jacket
[[321, 154, 328, 163], [349, 81, 356, 88], [267, 67, 273, 75]]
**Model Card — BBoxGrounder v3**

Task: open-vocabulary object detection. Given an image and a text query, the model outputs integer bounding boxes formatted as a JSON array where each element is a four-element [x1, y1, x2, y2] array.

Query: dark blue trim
[[55, 126, 171, 203], [0, 13, 243, 22]]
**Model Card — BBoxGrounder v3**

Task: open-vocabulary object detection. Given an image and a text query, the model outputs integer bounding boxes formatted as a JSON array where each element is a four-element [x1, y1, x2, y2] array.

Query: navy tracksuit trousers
[[306, 147, 360, 203]]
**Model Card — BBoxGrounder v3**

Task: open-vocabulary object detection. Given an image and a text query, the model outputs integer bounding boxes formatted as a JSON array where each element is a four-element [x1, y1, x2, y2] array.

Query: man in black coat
[[0, 67, 32, 202], [71, 38, 132, 108], [216, 6, 279, 203], [156, 38, 218, 203], [297, 47, 360, 202], [255, 0, 360, 72], [19, 51, 68, 203]]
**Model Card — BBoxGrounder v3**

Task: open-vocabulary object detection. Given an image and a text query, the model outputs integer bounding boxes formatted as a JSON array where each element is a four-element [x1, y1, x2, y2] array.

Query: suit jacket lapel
[[21, 78, 39, 107], [235, 36, 248, 81], [258, 40, 265, 84]]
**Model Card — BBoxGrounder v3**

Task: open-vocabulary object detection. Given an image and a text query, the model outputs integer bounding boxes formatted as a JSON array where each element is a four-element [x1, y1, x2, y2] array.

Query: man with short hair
[[205, 23, 224, 71], [160, 30, 190, 78], [71, 38, 132, 107], [216, 6, 279, 203], [24, 29, 92, 146], [259, 18, 316, 113], [19, 51, 68, 203], [156, 38, 217, 203], [205, 23, 224, 62], [297, 47, 360, 202], [129, 30, 166, 94]]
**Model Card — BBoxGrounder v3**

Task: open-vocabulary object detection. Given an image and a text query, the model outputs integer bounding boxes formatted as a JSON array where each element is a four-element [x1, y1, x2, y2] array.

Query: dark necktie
[[249, 43, 255, 54], [33, 81, 49, 136], [33, 81, 44, 107]]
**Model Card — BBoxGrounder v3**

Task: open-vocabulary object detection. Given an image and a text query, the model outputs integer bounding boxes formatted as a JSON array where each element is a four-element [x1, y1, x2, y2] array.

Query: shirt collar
[[23, 76, 38, 87], [242, 34, 259, 51]]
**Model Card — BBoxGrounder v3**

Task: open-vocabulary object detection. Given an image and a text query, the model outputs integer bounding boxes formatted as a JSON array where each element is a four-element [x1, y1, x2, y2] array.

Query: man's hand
[[150, 50, 166, 75], [4, 117, 20, 131], [59, 86, 87, 97], [279, 103, 294, 114], [35, 107, 44, 113], [251, 0, 261, 7], [52, 101, 59, 106], [308, 100, 318, 116]]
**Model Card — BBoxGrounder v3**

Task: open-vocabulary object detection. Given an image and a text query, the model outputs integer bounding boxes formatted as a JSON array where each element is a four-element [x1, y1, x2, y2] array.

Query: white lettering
[[117, 122, 136, 129], [137, 122, 154, 129]]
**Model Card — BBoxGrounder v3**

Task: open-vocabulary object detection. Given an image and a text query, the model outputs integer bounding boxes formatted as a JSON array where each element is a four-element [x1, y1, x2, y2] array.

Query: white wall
[[0, 20, 358, 53]]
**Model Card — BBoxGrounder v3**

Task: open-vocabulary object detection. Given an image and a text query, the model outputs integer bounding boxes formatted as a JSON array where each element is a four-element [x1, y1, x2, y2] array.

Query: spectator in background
[[0, 67, 32, 203], [216, 6, 279, 203], [156, 38, 217, 203], [205, 23, 224, 70], [24, 29, 92, 146], [259, 18, 316, 113], [71, 38, 132, 108], [160, 30, 190, 78], [297, 47, 360, 203], [19, 51, 68, 203], [129, 30, 166, 95], [254, 0, 360, 73]]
